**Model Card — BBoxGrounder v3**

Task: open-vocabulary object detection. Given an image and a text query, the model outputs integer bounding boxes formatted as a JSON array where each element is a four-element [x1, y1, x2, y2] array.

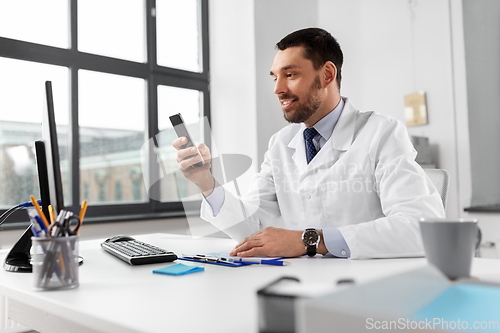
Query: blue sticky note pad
[[153, 263, 204, 276], [412, 284, 500, 332]]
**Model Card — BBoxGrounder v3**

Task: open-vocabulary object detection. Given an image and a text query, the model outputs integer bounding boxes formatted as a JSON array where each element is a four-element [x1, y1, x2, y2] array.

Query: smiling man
[[173, 28, 445, 259]]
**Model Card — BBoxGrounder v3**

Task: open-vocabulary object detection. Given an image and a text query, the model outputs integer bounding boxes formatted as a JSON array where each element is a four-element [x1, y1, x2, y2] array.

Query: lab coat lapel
[[330, 99, 357, 152], [307, 99, 358, 169], [288, 123, 308, 171], [286, 99, 359, 172]]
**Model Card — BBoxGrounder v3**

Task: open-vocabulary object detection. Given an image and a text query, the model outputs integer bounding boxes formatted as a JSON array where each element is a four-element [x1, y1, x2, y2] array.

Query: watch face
[[303, 230, 319, 246]]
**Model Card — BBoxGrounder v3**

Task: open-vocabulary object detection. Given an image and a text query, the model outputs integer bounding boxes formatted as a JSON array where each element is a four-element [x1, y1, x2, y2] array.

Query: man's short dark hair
[[276, 28, 343, 89]]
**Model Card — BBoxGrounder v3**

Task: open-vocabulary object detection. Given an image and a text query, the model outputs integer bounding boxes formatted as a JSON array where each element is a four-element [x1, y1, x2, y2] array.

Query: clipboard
[[179, 253, 287, 267], [178, 257, 252, 267]]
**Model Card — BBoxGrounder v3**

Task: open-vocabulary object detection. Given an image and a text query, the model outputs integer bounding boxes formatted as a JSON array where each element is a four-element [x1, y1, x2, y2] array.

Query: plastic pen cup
[[31, 235, 79, 290]]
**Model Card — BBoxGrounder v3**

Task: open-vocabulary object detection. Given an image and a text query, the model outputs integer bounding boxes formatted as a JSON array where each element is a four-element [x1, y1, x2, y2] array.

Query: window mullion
[[68, 0, 80, 210]]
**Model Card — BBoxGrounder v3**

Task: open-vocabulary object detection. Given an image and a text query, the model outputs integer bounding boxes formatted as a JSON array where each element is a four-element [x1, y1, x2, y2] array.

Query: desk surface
[[1, 233, 499, 333]]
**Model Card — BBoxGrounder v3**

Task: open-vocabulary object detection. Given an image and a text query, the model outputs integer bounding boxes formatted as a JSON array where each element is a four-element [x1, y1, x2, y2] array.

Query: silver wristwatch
[[302, 228, 320, 257]]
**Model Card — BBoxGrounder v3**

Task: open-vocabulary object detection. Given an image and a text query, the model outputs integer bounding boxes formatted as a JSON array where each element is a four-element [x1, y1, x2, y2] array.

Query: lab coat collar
[[288, 123, 308, 170], [330, 97, 357, 151], [287, 97, 358, 170]]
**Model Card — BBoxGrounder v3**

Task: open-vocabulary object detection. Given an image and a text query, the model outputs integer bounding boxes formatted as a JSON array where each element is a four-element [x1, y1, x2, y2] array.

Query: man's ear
[[323, 61, 337, 88]]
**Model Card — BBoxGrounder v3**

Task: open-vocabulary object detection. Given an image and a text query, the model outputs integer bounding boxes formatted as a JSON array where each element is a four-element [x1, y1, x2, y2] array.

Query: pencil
[[30, 196, 50, 229], [78, 200, 88, 235], [48, 205, 56, 224]]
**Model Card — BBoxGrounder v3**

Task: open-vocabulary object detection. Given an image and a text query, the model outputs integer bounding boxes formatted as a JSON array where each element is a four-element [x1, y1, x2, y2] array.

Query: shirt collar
[[312, 97, 345, 141]]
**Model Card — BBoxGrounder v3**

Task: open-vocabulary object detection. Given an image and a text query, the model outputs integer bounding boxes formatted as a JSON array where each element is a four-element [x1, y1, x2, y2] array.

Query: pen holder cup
[[31, 235, 79, 290]]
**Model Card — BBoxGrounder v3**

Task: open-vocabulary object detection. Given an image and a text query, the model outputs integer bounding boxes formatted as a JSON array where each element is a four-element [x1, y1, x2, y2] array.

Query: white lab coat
[[201, 98, 445, 259]]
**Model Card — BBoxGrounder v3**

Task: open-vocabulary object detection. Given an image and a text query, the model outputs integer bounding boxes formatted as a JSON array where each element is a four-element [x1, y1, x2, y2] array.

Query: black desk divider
[[3, 226, 33, 272], [3, 138, 50, 273]]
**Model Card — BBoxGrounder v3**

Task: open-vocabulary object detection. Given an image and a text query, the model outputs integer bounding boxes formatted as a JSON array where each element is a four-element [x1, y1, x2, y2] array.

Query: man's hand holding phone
[[172, 137, 215, 197], [170, 113, 215, 196]]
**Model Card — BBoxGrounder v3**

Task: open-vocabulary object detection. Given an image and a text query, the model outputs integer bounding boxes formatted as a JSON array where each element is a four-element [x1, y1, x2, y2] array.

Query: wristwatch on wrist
[[302, 228, 320, 257]]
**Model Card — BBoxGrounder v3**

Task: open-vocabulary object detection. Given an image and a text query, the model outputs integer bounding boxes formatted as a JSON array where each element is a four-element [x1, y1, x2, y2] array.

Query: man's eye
[[286, 73, 295, 78]]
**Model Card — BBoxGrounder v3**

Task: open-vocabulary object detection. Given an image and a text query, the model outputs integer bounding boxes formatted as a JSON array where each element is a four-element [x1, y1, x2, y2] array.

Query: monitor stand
[[3, 226, 33, 272], [3, 225, 84, 272]]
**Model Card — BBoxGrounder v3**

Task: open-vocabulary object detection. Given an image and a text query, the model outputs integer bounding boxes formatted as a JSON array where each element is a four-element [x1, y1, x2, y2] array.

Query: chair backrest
[[424, 168, 450, 209]]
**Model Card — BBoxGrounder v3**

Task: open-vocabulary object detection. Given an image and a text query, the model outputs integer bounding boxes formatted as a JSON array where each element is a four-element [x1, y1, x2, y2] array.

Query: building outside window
[[115, 181, 122, 202], [133, 179, 142, 202], [98, 182, 105, 202], [83, 182, 89, 201]]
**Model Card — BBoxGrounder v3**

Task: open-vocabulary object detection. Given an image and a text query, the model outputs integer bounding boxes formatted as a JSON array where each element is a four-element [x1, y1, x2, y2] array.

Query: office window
[[0, 58, 70, 209], [157, 0, 201, 72], [79, 70, 147, 205], [78, 0, 145, 63], [0, 1, 209, 224], [157, 86, 203, 202], [0, 1, 69, 49]]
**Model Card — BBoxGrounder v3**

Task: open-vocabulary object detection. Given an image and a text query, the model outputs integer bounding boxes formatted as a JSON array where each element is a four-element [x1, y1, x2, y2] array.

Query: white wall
[[463, 0, 500, 207], [254, 0, 319, 166], [458, 0, 500, 256], [317, 0, 462, 218], [208, 0, 258, 166]]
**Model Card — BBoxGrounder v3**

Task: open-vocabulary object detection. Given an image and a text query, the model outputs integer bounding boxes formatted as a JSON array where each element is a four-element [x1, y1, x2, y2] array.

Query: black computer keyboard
[[101, 236, 177, 265]]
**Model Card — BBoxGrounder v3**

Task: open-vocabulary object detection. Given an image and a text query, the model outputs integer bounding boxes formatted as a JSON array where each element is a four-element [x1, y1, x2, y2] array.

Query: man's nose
[[274, 77, 287, 96]]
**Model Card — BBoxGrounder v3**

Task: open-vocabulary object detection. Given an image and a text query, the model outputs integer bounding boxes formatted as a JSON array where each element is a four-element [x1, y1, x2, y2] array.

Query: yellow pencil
[[78, 200, 88, 235], [30, 196, 50, 229], [48, 205, 56, 224], [58, 253, 66, 275]]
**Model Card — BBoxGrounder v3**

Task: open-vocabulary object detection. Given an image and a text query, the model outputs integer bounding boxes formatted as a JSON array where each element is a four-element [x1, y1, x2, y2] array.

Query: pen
[[30, 196, 50, 229], [31, 225, 43, 238], [34, 216, 48, 237], [36, 216, 49, 234], [27, 209, 47, 237]]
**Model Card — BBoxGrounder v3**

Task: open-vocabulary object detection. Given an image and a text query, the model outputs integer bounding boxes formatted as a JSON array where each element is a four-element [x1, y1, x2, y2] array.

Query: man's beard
[[282, 75, 323, 124]]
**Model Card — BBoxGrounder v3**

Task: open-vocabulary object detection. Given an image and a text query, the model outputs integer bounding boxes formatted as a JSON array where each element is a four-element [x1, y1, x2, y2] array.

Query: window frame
[[0, 0, 210, 228]]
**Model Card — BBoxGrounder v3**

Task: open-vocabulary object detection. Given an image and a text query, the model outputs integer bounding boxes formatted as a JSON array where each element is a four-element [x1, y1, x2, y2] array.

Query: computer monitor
[[41, 81, 65, 216], [3, 81, 66, 272]]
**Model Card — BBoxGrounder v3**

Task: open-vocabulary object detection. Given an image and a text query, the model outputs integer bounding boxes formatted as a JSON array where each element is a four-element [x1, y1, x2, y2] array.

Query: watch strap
[[306, 245, 316, 257]]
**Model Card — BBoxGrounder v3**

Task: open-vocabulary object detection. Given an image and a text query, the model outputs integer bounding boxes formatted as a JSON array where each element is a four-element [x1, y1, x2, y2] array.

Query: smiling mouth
[[280, 99, 297, 110]]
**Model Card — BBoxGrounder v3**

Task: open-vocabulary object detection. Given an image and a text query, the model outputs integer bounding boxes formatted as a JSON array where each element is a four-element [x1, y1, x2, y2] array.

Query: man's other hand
[[229, 227, 306, 258]]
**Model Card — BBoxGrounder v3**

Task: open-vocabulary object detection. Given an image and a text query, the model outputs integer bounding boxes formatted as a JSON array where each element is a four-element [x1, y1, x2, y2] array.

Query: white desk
[[0, 233, 499, 333]]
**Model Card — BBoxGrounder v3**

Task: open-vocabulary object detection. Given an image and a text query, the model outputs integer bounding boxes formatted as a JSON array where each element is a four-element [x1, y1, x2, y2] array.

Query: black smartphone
[[169, 113, 205, 167]]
